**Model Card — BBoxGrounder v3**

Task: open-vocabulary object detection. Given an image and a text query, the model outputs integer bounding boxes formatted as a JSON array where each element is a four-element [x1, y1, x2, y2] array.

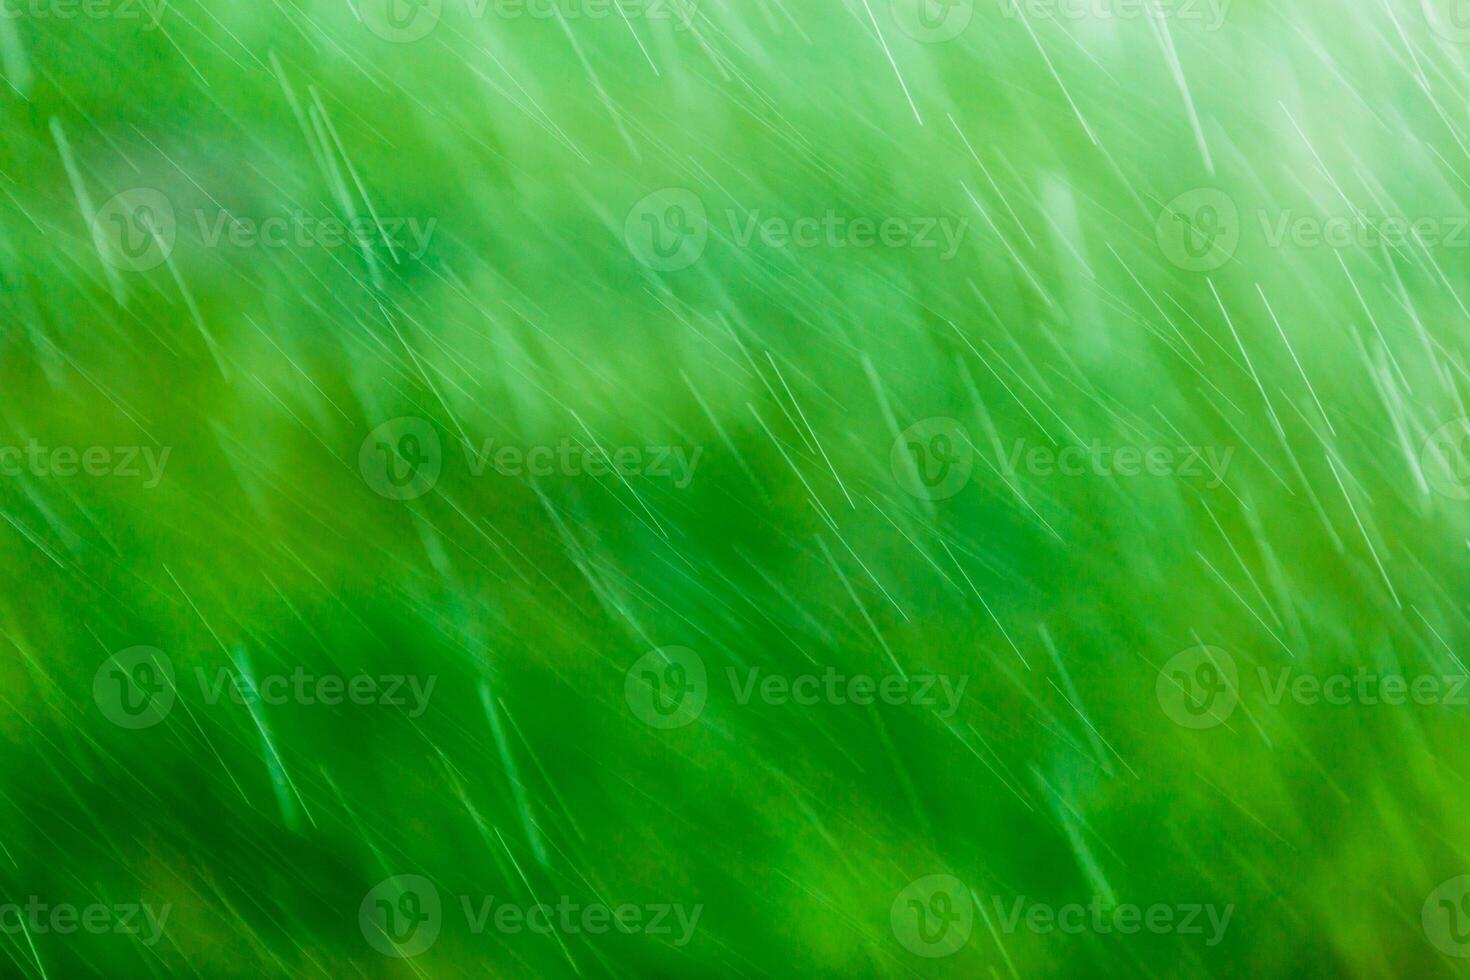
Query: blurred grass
[[4, 0, 1470, 976]]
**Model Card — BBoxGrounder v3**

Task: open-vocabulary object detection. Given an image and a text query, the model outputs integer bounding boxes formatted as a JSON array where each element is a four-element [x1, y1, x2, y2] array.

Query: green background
[[4, 0, 1470, 975]]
